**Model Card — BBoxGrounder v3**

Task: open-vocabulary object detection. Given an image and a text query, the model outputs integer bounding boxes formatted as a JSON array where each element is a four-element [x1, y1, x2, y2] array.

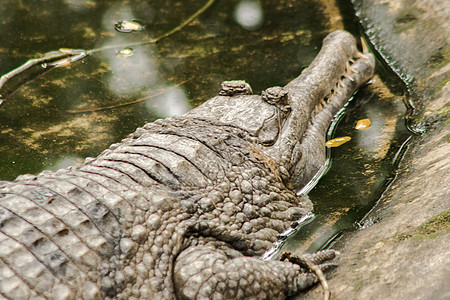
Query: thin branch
[[0, 0, 215, 102], [153, 0, 215, 42], [88, 0, 216, 53], [66, 77, 192, 113], [0, 50, 89, 99]]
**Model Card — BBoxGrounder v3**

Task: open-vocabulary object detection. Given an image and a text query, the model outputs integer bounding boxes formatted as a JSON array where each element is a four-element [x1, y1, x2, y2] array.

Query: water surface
[[0, 0, 410, 252]]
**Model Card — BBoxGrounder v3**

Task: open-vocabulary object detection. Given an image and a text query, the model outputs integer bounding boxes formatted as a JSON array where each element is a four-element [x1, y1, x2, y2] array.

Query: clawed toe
[[280, 250, 339, 300], [302, 249, 340, 265], [318, 261, 338, 274]]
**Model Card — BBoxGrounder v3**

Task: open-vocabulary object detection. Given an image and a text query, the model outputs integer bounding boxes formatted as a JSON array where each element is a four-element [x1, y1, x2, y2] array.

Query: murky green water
[[0, 0, 410, 252]]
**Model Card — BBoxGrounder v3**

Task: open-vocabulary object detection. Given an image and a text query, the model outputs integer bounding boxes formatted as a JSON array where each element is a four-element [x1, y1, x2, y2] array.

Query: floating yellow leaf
[[355, 118, 371, 130], [325, 136, 351, 147]]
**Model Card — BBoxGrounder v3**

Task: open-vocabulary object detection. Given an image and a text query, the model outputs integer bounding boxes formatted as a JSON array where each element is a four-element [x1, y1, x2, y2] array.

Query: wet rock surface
[[297, 0, 449, 299]]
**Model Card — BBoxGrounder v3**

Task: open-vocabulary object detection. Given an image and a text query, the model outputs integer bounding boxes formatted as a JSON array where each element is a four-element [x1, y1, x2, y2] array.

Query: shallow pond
[[0, 0, 410, 253]]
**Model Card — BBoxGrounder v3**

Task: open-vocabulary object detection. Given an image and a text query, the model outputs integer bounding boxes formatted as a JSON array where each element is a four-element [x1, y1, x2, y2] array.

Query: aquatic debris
[[42, 50, 88, 68], [325, 136, 351, 147], [355, 118, 371, 130], [47, 57, 71, 68], [115, 20, 146, 33], [116, 48, 136, 57], [0, 48, 90, 102], [59, 48, 75, 54], [66, 77, 192, 113], [0, 0, 216, 104]]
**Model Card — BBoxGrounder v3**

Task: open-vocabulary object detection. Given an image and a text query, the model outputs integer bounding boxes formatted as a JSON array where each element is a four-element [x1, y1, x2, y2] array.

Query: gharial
[[0, 30, 374, 299]]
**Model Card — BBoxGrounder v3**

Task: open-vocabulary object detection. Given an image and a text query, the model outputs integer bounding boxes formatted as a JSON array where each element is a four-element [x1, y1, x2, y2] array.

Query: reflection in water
[[50, 156, 84, 170], [103, 42, 158, 95], [98, 4, 190, 118], [63, 0, 93, 11], [233, 0, 264, 31], [146, 86, 190, 117], [100, 6, 158, 96], [356, 108, 397, 160], [356, 108, 384, 152], [101, 4, 140, 29], [99, 38, 190, 117]]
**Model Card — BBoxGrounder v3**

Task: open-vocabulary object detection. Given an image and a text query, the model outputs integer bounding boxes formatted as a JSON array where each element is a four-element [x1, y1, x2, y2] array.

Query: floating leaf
[[355, 118, 371, 130], [115, 20, 146, 33], [325, 136, 351, 147], [116, 48, 136, 57]]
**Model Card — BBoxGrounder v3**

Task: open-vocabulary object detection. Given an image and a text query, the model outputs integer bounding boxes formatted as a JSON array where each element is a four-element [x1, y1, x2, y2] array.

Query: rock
[[297, 0, 449, 298]]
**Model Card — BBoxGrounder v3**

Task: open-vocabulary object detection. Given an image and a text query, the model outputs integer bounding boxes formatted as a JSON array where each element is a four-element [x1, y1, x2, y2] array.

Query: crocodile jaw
[[186, 30, 375, 191], [266, 30, 375, 190]]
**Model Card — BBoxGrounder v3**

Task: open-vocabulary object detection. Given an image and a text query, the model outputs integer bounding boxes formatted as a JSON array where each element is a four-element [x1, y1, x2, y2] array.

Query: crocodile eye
[[261, 86, 291, 112]]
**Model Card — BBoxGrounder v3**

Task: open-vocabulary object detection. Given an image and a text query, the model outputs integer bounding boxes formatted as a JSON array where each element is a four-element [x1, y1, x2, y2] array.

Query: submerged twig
[[66, 77, 192, 113], [0, 50, 86, 88], [90, 0, 216, 53], [152, 0, 215, 42], [0, 49, 89, 101], [0, 0, 215, 103]]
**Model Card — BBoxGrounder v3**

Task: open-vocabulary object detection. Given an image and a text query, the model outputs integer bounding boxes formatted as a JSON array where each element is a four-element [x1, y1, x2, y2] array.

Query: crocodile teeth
[[313, 106, 319, 114], [356, 52, 369, 60], [321, 99, 327, 106], [343, 73, 354, 82], [346, 62, 358, 74], [360, 37, 369, 54]]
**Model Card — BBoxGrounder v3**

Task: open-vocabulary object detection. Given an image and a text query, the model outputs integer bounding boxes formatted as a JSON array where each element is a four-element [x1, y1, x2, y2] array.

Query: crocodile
[[0, 30, 374, 299]]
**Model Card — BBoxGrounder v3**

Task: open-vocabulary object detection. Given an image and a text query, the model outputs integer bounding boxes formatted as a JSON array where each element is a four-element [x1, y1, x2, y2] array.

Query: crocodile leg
[[174, 242, 337, 299]]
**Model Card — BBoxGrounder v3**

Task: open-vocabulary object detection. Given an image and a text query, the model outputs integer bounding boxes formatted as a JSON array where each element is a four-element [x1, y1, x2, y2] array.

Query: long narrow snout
[[266, 30, 375, 190]]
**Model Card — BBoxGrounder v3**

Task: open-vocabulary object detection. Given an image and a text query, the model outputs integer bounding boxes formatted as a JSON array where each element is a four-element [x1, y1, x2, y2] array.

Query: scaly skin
[[0, 30, 374, 299]]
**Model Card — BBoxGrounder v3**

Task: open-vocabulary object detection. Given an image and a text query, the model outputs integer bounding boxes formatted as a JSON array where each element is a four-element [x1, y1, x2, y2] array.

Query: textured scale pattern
[[0, 30, 375, 299], [0, 119, 311, 299]]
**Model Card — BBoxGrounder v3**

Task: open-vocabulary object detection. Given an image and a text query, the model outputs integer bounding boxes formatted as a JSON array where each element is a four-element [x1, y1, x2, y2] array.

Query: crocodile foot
[[280, 250, 339, 300]]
